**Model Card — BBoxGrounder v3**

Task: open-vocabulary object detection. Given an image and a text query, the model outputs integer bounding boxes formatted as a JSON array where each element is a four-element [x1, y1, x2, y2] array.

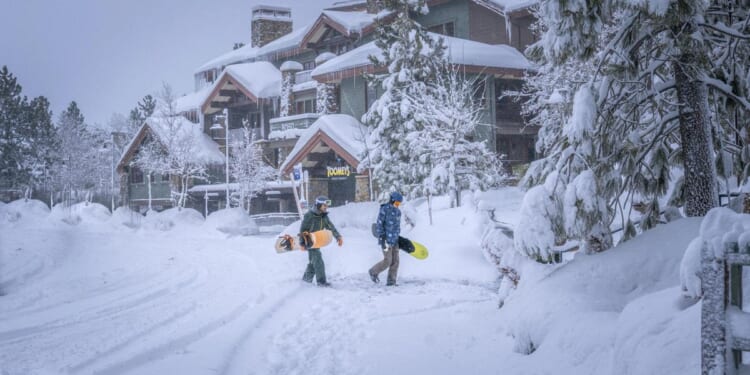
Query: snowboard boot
[[317, 281, 332, 287], [369, 272, 379, 284]]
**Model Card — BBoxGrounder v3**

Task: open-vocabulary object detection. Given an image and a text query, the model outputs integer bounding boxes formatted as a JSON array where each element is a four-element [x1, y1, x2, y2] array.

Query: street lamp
[[210, 108, 231, 209]]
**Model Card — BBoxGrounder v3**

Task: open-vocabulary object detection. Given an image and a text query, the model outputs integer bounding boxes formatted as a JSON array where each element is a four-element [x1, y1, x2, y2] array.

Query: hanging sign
[[327, 166, 351, 178], [293, 164, 302, 181]]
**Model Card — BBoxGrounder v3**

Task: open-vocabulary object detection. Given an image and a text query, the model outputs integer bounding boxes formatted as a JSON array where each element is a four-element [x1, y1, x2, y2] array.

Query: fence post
[[701, 240, 727, 374]]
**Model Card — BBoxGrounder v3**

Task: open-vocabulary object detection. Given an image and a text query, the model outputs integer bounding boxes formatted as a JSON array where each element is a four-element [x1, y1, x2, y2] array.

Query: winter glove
[[378, 236, 385, 248], [337, 237, 343, 247]]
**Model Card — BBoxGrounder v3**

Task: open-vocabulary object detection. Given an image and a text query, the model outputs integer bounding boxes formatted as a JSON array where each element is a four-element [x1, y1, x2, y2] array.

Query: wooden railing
[[250, 212, 299, 228], [701, 229, 750, 373]]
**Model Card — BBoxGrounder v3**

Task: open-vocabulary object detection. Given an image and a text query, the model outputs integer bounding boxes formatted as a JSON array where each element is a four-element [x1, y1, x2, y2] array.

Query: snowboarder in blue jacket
[[369, 191, 403, 286]]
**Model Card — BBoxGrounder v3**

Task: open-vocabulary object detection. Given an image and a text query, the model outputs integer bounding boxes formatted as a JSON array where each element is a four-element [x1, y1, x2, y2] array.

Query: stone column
[[280, 61, 303, 117]]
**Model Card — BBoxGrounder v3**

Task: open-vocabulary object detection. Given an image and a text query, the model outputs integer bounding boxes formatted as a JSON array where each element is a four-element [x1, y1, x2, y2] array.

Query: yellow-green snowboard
[[397, 236, 429, 260]]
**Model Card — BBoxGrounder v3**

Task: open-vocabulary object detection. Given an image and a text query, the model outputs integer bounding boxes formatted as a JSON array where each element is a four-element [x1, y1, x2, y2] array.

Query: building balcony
[[295, 70, 313, 84], [269, 113, 320, 139]]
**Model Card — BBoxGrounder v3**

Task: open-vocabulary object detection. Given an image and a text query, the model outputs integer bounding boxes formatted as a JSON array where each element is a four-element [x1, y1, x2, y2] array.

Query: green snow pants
[[302, 248, 326, 284]]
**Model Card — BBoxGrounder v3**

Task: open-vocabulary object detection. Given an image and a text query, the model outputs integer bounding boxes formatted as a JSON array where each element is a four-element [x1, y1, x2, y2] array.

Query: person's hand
[[337, 237, 343, 247], [378, 236, 385, 248]]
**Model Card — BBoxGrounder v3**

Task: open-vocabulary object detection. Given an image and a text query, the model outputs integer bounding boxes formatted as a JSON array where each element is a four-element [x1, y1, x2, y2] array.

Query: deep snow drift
[[0, 188, 702, 374]]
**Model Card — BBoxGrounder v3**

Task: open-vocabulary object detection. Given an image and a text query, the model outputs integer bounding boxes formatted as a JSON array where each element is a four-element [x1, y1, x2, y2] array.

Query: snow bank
[[499, 218, 702, 373], [0, 199, 49, 224], [110, 206, 143, 229], [140, 207, 204, 231], [204, 207, 260, 236]]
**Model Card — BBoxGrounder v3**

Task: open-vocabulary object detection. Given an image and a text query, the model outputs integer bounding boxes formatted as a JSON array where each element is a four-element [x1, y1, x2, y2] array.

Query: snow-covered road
[[0, 200, 515, 375]]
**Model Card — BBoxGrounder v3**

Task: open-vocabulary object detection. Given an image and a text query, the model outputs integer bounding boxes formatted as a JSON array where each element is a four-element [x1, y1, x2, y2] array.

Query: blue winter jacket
[[376, 203, 401, 246]]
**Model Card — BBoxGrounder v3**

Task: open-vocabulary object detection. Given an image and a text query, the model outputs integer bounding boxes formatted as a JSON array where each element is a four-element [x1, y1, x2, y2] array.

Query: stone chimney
[[251, 5, 293, 48], [366, 0, 385, 13]]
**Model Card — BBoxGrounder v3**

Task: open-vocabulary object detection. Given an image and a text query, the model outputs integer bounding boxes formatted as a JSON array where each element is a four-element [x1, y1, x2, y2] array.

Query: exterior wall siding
[[468, 1, 509, 45], [416, 0, 470, 39], [339, 75, 369, 120], [127, 181, 171, 201]]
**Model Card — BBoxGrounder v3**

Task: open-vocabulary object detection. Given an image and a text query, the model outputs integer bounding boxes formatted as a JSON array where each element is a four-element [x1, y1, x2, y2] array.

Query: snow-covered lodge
[[117, 0, 537, 215]]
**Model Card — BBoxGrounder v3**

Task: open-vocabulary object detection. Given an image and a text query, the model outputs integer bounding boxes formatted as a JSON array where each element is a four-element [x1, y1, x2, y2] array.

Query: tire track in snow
[[0, 266, 202, 342], [217, 281, 305, 375], [79, 293, 258, 375]]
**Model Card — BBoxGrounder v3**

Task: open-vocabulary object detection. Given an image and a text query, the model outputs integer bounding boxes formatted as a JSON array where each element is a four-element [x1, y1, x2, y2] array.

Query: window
[[129, 166, 144, 184], [365, 83, 377, 110], [303, 61, 316, 71], [428, 22, 455, 37], [295, 98, 316, 114], [495, 79, 524, 123], [472, 79, 487, 107]]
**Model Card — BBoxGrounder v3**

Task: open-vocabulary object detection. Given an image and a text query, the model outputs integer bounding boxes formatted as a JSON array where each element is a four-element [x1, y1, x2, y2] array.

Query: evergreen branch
[[699, 22, 750, 40]]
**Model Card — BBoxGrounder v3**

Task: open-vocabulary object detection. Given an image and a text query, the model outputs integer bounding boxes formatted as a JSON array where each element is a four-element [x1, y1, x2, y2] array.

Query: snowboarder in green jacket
[[300, 196, 343, 287]]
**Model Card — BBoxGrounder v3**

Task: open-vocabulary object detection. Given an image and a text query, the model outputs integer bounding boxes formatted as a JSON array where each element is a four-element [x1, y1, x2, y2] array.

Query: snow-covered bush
[[679, 208, 750, 299], [110, 206, 142, 229], [141, 207, 204, 231], [515, 173, 566, 262], [1, 199, 49, 224], [204, 207, 259, 236]]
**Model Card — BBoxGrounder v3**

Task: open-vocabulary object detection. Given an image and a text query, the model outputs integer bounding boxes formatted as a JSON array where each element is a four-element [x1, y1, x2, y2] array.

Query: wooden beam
[[219, 89, 237, 96], [306, 152, 332, 162], [210, 101, 231, 109]]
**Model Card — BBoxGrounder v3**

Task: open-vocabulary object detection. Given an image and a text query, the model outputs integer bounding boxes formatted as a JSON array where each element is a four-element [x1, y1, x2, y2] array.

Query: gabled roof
[[201, 61, 281, 114], [311, 32, 533, 82], [117, 116, 224, 173], [280, 114, 368, 175], [300, 10, 392, 47]]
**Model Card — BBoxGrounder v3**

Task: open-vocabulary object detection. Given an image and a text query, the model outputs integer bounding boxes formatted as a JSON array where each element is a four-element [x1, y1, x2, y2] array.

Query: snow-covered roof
[[312, 32, 532, 78], [220, 62, 282, 98], [146, 116, 225, 164], [194, 22, 312, 75], [257, 23, 313, 57], [117, 115, 224, 171], [321, 10, 384, 33], [195, 44, 260, 74], [188, 180, 293, 193], [280, 114, 368, 173], [280, 60, 304, 71], [487, 0, 538, 12], [174, 85, 214, 113]]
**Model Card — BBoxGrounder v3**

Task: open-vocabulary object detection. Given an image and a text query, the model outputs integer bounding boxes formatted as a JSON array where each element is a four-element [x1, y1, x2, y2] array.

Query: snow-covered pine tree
[[411, 63, 502, 209], [702, 2, 750, 197], [24, 96, 58, 198], [362, 0, 446, 199], [0, 66, 31, 190], [316, 82, 336, 115], [229, 121, 277, 213], [128, 95, 156, 137], [521, 0, 748, 257], [55, 101, 101, 204]]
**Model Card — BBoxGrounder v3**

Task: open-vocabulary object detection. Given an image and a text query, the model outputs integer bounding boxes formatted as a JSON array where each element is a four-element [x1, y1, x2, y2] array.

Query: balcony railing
[[295, 70, 313, 84], [269, 113, 320, 134]]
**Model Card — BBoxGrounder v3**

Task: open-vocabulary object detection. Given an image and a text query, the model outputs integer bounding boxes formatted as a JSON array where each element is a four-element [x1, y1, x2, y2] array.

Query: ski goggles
[[394, 201, 401, 208], [316, 199, 332, 206]]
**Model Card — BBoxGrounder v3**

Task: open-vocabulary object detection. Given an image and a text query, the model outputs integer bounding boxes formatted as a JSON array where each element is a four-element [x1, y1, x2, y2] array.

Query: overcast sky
[[0, 0, 336, 128]]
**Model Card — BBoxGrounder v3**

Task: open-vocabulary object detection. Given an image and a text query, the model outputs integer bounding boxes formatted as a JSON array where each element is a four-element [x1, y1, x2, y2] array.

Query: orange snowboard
[[275, 229, 334, 253]]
